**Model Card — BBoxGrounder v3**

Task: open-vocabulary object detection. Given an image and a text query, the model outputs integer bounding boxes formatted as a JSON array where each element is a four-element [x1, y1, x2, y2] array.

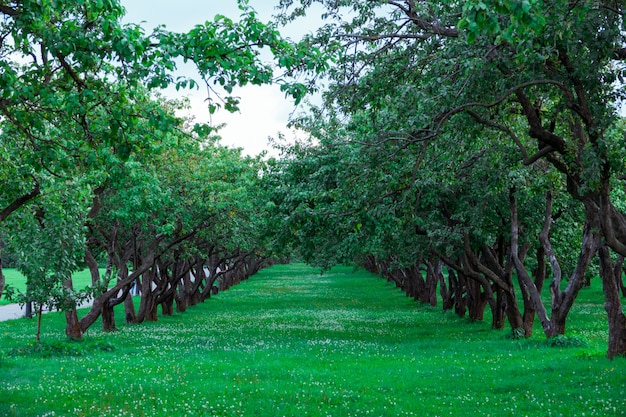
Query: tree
[[278, 0, 626, 356], [3, 177, 91, 342], [0, 0, 327, 338]]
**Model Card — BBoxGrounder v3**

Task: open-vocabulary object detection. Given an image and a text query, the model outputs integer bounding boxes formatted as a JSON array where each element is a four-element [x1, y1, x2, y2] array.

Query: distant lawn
[[0, 264, 624, 417], [1, 268, 105, 306]]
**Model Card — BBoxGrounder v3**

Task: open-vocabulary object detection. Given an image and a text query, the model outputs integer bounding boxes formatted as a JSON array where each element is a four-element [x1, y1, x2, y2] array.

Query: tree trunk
[[425, 260, 438, 307], [124, 292, 136, 324], [36, 304, 43, 343], [614, 256, 626, 298], [63, 278, 82, 340], [136, 269, 159, 323], [598, 245, 626, 358], [492, 287, 507, 330], [175, 277, 188, 313], [0, 256, 5, 301], [161, 294, 174, 316], [519, 247, 546, 337], [438, 262, 454, 311], [450, 269, 467, 317], [466, 278, 488, 321], [24, 301, 33, 319], [409, 266, 427, 302], [510, 190, 598, 339], [65, 309, 82, 340], [84, 248, 101, 286], [102, 300, 116, 332]]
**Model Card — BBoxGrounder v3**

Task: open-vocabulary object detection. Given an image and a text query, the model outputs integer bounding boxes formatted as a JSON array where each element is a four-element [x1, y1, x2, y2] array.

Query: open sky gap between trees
[[1, 0, 626, 361]]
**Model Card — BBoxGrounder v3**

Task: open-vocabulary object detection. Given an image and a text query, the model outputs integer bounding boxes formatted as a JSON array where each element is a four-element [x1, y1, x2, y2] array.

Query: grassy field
[[0, 263, 624, 417], [0, 268, 100, 306]]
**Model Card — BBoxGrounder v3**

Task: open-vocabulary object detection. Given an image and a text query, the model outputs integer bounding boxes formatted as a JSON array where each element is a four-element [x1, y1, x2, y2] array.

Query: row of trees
[[268, 0, 626, 358], [0, 0, 324, 340], [1, 0, 625, 360]]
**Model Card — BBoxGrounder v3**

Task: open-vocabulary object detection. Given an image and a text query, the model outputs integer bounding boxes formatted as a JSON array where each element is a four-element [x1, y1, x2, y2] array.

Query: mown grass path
[[0, 264, 624, 416]]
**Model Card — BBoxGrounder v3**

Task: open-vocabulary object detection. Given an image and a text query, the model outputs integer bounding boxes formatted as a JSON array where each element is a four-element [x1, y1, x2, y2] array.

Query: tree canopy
[[1, 0, 626, 358], [271, 0, 626, 357]]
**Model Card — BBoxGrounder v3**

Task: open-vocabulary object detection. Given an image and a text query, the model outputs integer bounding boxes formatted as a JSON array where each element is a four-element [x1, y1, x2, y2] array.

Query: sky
[[121, 0, 321, 157]]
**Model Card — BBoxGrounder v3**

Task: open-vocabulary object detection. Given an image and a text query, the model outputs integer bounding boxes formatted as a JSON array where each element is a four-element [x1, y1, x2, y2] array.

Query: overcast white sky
[[121, 0, 321, 157]]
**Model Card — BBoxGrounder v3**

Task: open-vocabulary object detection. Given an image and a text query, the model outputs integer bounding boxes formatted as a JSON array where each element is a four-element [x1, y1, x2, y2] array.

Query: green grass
[[1, 268, 104, 305], [0, 264, 624, 417]]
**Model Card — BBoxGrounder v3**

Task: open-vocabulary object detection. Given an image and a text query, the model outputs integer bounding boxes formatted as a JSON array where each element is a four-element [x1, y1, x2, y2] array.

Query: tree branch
[[0, 4, 18, 16], [387, 0, 459, 38], [0, 178, 40, 223]]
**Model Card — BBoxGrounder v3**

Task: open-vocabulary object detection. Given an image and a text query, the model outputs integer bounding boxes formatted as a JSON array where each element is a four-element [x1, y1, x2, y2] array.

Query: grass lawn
[[0, 263, 624, 416]]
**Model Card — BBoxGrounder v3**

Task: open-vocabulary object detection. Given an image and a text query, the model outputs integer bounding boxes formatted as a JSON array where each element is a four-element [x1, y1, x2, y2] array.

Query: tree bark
[[425, 259, 438, 306], [102, 300, 116, 332], [438, 261, 454, 311], [520, 246, 545, 337], [0, 180, 40, 223], [510, 191, 598, 338], [0, 256, 5, 302], [63, 278, 82, 340], [466, 278, 488, 321], [614, 256, 626, 298], [84, 248, 101, 286], [450, 269, 467, 317], [124, 292, 136, 324], [598, 245, 626, 358], [136, 268, 159, 323], [161, 293, 174, 316]]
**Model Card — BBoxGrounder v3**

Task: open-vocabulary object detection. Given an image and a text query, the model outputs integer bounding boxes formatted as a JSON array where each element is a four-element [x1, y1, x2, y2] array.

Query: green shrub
[[544, 334, 589, 348]]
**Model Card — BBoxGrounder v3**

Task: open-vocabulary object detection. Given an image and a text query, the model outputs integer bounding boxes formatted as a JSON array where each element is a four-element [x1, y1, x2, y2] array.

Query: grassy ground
[[0, 269, 103, 306], [0, 263, 624, 417]]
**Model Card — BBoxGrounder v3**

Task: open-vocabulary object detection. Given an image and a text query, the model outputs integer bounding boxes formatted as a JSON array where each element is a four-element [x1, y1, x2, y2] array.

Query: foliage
[[544, 334, 589, 349], [274, 0, 626, 355], [0, 0, 334, 339], [0, 268, 102, 306]]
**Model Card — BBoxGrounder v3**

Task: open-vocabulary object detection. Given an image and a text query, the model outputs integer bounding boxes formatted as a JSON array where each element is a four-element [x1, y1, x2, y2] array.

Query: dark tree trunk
[[598, 245, 626, 359], [518, 246, 546, 337], [136, 268, 159, 323], [409, 266, 427, 302], [124, 292, 136, 324], [65, 309, 82, 340], [200, 255, 227, 301], [63, 278, 82, 340], [425, 260, 438, 307], [24, 301, 33, 319], [161, 294, 175, 316], [492, 287, 507, 330], [466, 278, 488, 321], [363, 255, 379, 274], [102, 300, 116, 332], [614, 256, 626, 298], [0, 256, 5, 301], [84, 248, 101, 286], [176, 271, 191, 312], [186, 261, 206, 306], [35, 304, 43, 343], [450, 269, 467, 317], [175, 282, 188, 313], [438, 261, 454, 311], [79, 259, 151, 332], [510, 191, 598, 339]]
